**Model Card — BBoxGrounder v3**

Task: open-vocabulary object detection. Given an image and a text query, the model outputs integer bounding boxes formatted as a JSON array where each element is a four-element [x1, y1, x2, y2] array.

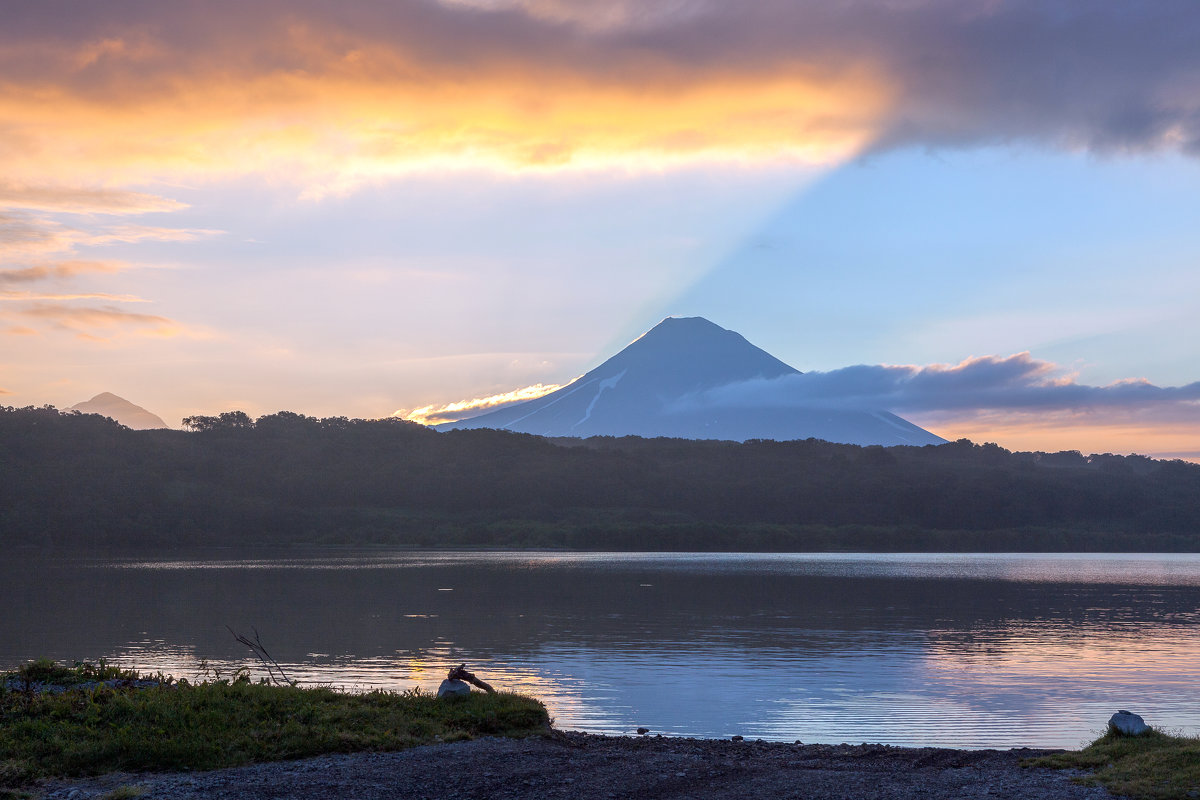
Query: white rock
[[437, 678, 471, 699], [1109, 710, 1150, 736]]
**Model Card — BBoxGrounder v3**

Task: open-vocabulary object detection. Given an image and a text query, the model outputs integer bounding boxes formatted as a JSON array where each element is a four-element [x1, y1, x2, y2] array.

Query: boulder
[[1109, 710, 1150, 736], [437, 678, 471, 699]]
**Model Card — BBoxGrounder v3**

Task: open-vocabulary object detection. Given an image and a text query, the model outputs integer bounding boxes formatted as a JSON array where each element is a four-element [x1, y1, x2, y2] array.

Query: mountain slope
[[439, 317, 945, 446], [69, 392, 168, 430]]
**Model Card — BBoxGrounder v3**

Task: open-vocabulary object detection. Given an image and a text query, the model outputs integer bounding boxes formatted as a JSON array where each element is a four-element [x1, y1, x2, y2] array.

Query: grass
[[4, 658, 139, 688], [0, 660, 549, 798], [1031, 727, 1200, 799]]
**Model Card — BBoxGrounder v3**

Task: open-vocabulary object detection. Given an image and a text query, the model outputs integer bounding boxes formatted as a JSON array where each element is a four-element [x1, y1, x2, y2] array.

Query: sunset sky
[[2, 0, 1199, 458]]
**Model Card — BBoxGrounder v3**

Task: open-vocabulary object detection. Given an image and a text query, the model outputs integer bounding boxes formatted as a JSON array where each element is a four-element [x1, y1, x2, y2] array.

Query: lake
[[4, 551, 1199, 749]]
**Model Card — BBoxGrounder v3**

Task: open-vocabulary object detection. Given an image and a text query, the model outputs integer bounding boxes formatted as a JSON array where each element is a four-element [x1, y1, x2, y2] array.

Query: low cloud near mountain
[[672, 353, 1200, 423]]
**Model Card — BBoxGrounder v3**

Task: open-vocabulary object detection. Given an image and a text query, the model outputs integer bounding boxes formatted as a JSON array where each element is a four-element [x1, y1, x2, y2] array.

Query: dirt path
[[40, 731, 1114, 800]]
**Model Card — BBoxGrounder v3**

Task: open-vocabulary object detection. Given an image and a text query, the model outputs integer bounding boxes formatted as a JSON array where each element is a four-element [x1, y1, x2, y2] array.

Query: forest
[[3, 404, 1199, 551]]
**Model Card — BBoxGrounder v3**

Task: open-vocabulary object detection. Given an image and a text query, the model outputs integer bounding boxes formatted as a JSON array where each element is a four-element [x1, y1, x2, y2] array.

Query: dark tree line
[[3, 404, 1199, 551]]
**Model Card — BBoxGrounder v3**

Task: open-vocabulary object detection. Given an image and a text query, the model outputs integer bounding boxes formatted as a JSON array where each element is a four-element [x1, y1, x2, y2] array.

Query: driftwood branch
[[447, 663, 495, 693], [226, 626, 293, 686]]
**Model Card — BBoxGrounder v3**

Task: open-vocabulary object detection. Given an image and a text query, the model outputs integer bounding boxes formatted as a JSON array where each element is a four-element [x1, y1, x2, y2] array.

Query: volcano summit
[[438, 317, 945, 446]]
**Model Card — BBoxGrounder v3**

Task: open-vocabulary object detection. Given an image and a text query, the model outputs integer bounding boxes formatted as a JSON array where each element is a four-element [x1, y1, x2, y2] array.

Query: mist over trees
[[3, 404, 1199, 552]]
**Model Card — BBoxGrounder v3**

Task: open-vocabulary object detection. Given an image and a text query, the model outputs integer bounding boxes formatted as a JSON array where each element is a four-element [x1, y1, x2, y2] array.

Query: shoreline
[[38, 730, 1113, 800], [11, 539, 1200, 555]]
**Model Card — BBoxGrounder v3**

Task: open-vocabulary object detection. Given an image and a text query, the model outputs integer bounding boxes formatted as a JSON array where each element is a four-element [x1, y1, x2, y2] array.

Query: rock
[[636, 727, 649, 735], [731, 735, 744, 742], [1109, 710, 1150, 736], [437, 678, 471, 699]]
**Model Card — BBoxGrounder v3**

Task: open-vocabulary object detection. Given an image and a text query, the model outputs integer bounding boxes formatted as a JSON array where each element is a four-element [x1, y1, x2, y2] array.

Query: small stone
[[437, 678, 471, 699], [636, 727, 649, 735], [731, 735, 743, 742], [1109, 710, 1151, 736]]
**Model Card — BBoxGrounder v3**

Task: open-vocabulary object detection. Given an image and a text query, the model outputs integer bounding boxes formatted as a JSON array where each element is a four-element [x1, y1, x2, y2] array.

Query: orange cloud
[[14, 303, 188, 339], [0, 215, 208, 339], [3, 71, 882, 189], [4, 1, 1199, 193], [0, 260, 129, 284], [0, 290, 147, 302], [400, 382, 566, 425], [84, 224, 217, 246], [0, 213, 217, 258], [0, 181, 186, 214], [0, 7, 889, 192]]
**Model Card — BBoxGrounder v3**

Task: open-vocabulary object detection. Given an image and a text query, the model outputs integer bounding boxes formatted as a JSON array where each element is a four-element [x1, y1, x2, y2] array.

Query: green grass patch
[[7, 658, 138, 688], [1031, 728, 1200, 799], [0, 661, 548, 797]]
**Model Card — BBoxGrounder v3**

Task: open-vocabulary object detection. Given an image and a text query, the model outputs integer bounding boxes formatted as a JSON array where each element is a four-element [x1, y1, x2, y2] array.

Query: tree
[[182, 410, 254, 432]]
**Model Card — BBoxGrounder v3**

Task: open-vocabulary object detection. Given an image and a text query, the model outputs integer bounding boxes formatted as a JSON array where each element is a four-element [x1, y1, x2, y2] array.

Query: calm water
[[3, 551, 1199, 749]]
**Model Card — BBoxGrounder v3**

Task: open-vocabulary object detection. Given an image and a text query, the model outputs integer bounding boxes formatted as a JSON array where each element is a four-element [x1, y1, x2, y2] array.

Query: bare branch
[[226, 626, 293, 686]]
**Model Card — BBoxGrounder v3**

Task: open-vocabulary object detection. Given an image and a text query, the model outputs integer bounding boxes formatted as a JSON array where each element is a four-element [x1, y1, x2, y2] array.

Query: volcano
[[69, 392, 168, 430], [437, 317, 945, 446]]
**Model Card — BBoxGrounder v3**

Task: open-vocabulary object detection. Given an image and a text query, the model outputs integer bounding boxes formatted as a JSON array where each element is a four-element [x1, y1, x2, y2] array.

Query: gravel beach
[[40, 730, 1115, 800]]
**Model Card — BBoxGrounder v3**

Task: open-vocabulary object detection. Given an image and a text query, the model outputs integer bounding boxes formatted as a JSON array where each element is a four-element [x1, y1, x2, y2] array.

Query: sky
[[2, 0, 1199, 458]]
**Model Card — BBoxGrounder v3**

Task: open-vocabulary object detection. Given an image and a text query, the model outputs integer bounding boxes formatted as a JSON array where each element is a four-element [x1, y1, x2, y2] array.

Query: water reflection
[[3, 551, 1199, 748]]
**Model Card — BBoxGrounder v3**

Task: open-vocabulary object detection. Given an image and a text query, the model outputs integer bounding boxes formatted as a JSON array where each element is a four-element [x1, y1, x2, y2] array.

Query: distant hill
[[69, 392, 168, 430], [2, 405, 1199, 552], [439, 316, 945, 446]]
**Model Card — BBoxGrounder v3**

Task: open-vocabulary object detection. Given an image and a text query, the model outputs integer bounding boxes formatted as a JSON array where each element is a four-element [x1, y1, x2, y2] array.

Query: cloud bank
[[673, 353, 1200, 425], [400, 382, 565, 426], [3, 0, 1200, 189], [419, 353, 1200, 437]]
